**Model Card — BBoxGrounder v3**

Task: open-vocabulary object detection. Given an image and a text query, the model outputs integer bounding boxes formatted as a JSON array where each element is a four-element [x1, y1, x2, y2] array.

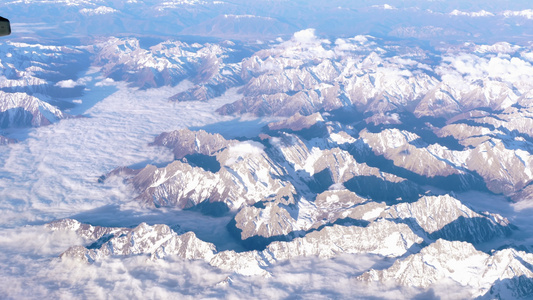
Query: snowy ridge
[[359, 239, 533, 299], [51, 218, 422, 277], [79, 6, 117, 16], [122, 129, 292, 210], [51, 202, 515, 286], [361, 126, 533, 197], [91, 37, 242, 92], [450, 10, 494, 17], [0, 91, 68, 127], [150, 128, 232, 159], [267, 112, 324, 131], [111, 122, 517, 244], [233, 191, 512, 245], [502, 9, 533, 20], [0, 41, 86, 94], [380, 195, 512, 243]]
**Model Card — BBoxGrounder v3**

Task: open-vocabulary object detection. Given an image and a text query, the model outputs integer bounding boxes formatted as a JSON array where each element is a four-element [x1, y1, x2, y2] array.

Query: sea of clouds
[[0, 223, 453, 299], [0, 74, 242, 226], [0, 71, 452, 299], [0, 73, 527, 299]]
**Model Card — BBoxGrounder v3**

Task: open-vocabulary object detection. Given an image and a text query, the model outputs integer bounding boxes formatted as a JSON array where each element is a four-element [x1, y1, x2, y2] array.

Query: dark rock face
[[0, 135, 16, 145]]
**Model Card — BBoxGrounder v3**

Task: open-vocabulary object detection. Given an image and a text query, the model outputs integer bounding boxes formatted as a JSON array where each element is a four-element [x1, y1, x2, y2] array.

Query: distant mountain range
[[4, 0, 533, 43]]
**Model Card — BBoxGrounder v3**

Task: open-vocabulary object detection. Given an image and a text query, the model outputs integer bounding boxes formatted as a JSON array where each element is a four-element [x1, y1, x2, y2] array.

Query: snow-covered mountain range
[[3, 5, 533, 297], [359, 239, 533, 299], [92, 33, 533, 296], [82, 31, 533, 204]]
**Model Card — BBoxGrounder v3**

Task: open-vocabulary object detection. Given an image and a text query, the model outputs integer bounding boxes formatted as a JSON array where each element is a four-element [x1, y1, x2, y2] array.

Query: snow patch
[[79, 6, 117, 16], [450, 10, 494, 17], [502, 9, 533, 20]]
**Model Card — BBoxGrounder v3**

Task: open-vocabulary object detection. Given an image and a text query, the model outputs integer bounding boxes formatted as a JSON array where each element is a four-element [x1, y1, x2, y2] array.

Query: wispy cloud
[[55, 77, 92, 88]]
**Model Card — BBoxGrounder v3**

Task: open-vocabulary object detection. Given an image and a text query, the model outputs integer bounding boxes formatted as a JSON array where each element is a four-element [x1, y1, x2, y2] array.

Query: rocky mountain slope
[[0, 91, 69, 128], [0, 41, 89, 95]]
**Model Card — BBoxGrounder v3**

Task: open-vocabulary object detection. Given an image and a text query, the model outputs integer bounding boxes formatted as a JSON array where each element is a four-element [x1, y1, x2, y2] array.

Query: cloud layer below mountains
[[0, 225, 452, 300], [0, 77, 441, 299], [3, 26, 533, 298], [0, 79, 243, 227]]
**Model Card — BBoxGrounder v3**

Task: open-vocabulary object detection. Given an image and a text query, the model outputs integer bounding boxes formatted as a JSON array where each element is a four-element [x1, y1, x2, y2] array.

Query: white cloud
[[95, 77, 115, 86], [228, 140, 265, 156], [512, 200, 533, 211], [437, 52, 533, 92], [275, 29, 334, 60], [293, 28, 319, 44], [328, 183, 345, 190], [450, 9, 494, 17], [55, 76, 92, 88], [333, 35, 380, 56], [55, 79, 79, 88], [225, 141, 265, 165], [521, 52, 533, 62], [372, 4, 396, 10]]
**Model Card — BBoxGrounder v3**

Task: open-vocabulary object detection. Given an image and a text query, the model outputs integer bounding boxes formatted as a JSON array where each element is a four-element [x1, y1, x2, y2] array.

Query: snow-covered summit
[[359, 239, 533, 299]]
